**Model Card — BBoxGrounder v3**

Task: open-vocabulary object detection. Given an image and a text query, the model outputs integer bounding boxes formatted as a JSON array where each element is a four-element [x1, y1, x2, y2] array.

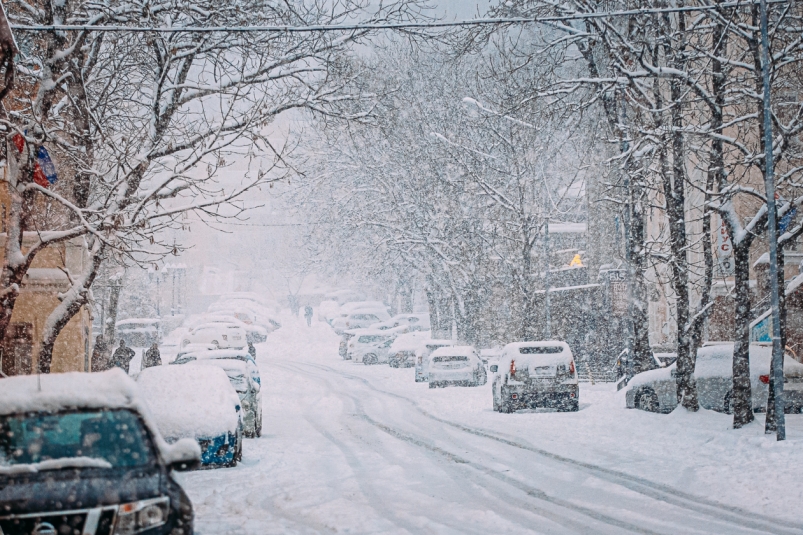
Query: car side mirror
[[165, 438, 201, 471], [490, 365, 498, 373]]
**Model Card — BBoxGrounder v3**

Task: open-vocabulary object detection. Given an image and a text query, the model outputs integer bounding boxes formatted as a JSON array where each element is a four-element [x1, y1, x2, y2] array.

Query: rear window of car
[[358, 335, 386, 343], [520, 346, 563, 354], [432, 355, 469, 363], [353, 314, 379, 321]]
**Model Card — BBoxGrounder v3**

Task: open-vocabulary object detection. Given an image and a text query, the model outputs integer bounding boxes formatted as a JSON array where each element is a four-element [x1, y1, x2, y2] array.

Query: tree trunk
[[732, 243, 754, 427], [103, 276, 123, 346], [765, 246, 786, 432], [38, 242, 103, 373]]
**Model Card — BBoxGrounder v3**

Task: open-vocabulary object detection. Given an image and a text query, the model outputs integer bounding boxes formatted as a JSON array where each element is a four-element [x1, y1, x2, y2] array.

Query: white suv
[[347, 329, 395, 364]]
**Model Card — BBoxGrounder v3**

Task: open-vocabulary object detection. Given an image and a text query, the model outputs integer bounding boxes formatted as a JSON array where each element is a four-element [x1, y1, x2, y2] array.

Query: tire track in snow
[[277, 361, 679, 535], [287, 360, 803, 535]]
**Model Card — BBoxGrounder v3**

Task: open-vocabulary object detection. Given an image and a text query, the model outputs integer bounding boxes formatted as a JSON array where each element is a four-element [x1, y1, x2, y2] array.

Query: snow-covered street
[[176, 315, 803, 535]]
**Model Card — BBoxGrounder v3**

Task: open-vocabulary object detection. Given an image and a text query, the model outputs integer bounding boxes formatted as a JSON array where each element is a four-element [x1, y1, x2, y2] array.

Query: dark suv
[[0, 370, 200, 535]]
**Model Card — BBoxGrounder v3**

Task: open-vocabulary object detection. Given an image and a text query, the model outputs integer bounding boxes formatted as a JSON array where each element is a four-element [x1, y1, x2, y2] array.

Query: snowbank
[[137, 365, 239, 440]]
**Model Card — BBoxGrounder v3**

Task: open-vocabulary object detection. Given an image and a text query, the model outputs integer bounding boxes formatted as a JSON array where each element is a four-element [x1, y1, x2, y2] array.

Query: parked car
[[332, 309, 392, 334], [183, 323, 247, 350], [331, 301, 390, 331], [428, 346, 487, 388], [415, 339, 457, 382], [115, 317, 160, 347], [0, 369, 200, 535], [138, 365, 243, 468], [192, 312, 269, 343], [625, 343, 803, 413], [388, 331, 432, 368], [172, 352, 263, 437], [491, 341, 579, 413], [346, 329, 395, 364]]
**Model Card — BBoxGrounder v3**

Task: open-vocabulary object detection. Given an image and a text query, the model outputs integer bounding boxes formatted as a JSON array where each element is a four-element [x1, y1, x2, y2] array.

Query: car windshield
[[358, 335, 386, 343], [0, 409, 154, 470], [433, 355, 469, 363], [173, 356, 197, 364]]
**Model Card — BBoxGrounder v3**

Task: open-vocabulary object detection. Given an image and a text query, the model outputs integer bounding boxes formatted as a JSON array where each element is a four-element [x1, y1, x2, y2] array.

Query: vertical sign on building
[[715, 219, 735, 276]]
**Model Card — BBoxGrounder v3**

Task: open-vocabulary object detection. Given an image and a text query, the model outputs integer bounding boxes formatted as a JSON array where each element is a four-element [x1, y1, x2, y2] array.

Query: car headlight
[[113, 497, 169, 534]]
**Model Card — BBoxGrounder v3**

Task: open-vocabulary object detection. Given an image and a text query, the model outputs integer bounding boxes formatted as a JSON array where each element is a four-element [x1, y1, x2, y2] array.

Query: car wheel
[[429, 381, 437, 389], [566, 399, 579, 412], [493, 393, 499, 412], [637, 390, 660, 413], [364, 353, 378, 365]]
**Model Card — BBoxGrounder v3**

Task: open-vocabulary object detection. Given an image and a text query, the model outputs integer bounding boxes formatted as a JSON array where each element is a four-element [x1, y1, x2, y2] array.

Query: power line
[[8, 1, 789, 33]]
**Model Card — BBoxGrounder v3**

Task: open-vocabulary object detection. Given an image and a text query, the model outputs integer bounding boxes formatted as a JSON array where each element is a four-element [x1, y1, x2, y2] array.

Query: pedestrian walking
[[143, 342, 162, 369], [304, 305, 313, 327], [111, 339, 135, 374], [91, 335, 110, 372], [248, 341, 256, 360]]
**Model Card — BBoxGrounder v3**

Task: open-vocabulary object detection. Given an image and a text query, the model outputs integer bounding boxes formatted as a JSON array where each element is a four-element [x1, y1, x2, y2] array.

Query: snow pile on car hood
[[137, 365, 239, 440]]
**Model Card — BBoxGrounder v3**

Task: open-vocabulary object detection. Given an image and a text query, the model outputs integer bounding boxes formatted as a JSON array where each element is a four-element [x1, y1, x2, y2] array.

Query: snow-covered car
[[0, 369, 200, 535], [388, 330, 432, 368], [347, 329, 395, 364], [318, 300, 340, 324], [332, 309, 392, 334], [172, 352, 263, 437], [491, 341, 579, 413], [191, 313, 268, 343], [138, 365, 243, 468], [183, 323, 247, 350], [115, 317, 161, 347], [390, 313, 431, 331], [625, 343, 803, 413], [414, 339, 458, 382], [428, 346, 487, 388]]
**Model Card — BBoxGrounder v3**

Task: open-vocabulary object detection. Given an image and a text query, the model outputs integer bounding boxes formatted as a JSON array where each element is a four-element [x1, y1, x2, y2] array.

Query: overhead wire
[[8, 0, 790, 33]]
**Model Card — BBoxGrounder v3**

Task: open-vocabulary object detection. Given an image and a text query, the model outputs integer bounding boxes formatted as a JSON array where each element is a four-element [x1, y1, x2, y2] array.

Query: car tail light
[[511, 393, 518, 400], [569, 360, 575, 374], [759, 374, 770, 384], [509, 360, 516, 376]]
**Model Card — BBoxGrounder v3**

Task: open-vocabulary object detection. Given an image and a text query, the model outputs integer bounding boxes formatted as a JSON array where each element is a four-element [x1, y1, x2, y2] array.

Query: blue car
[[138, 365, 244, 468]]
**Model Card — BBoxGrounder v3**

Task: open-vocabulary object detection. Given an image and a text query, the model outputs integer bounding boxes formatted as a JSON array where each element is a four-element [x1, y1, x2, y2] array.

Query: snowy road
[[175, 316, 803, 534]]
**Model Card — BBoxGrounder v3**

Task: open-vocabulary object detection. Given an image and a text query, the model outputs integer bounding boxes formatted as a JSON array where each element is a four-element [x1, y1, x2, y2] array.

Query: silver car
[[625, 343, 803, 413]]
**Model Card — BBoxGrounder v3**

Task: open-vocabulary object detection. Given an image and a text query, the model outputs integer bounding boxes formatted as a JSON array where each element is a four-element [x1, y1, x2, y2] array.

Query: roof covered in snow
[[430, 345, 477, 358], [0, 369, 140, 416]]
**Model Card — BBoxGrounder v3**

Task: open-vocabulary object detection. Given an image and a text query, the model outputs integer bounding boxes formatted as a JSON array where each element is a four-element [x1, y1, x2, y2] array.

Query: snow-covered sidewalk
[[177, 312, 803, 534]]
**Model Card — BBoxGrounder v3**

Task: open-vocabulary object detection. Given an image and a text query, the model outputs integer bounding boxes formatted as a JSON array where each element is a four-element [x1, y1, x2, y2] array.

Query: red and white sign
[[716, 219, 735, 276]]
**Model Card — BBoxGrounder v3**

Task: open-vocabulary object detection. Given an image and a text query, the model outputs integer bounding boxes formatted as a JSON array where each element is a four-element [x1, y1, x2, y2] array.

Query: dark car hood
[[0, 466, 163, 514]]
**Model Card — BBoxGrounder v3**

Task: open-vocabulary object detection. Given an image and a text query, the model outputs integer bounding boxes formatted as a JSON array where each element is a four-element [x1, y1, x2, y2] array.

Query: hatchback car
[[0, 369, 200, 535], [388, 331, 432, 368], [625, 343, 803, 413], [428, 346, 487, 388], [183, 323, 247, 350], [137, 365, 243, 468], [491, 341, 579, 412], [414, 339, 457, 382], [347, 329, 395, 364]]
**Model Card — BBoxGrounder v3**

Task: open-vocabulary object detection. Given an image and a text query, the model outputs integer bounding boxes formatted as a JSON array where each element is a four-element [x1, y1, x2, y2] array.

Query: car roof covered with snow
[[430, 345, 477, 358], [137, 365, 239, 439], [390, 331, 432, 351], [0, 368, 142, 417], [179, 348, 253, 362], [499, 341, 573, 367]]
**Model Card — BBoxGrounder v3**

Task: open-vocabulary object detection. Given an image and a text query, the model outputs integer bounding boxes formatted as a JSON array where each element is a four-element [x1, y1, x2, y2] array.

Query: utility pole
[[759, 0, 785, 441]]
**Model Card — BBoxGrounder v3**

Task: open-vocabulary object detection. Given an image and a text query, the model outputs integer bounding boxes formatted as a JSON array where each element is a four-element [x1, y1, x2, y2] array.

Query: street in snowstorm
[[2, 1, 803, 535], [175, 314, 803, 535]]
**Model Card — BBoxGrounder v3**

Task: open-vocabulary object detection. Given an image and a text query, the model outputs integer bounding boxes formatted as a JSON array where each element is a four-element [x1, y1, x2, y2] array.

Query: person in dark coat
[[143, 343, 162, 368], [304, 305, 313, 327], [111, 339, 135, 374], [91, 335, 110, 372], [247, 341, 256, 360]]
